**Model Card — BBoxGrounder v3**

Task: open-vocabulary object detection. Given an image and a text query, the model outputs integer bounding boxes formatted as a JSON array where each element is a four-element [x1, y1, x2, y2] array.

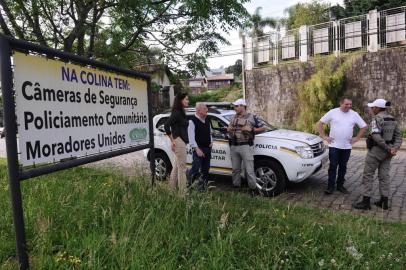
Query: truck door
[[208, 115, 232, 172]]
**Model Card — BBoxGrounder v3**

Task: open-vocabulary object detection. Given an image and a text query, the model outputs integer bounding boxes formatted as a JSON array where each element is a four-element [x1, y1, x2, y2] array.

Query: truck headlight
[[295, 146, 314, 159]]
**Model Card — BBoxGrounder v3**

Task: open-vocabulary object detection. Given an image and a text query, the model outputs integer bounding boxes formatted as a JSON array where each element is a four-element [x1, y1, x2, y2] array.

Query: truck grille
[[311, 142, 325, 157]]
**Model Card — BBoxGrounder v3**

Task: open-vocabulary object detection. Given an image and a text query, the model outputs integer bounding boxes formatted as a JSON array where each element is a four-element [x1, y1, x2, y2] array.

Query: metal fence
[[379, 6, 406, 49], [279, 28, 300, 62], [246, 6, 406, 69], [308, 21, 336, 57], [337, 13, 368, 53]]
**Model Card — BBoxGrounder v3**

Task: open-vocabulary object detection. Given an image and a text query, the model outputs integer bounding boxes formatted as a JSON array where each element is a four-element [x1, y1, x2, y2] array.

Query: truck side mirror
[[157, 125, 165, 133]]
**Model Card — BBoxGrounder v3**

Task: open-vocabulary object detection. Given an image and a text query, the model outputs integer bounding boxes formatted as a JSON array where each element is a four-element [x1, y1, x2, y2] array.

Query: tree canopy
[[284, 0, 330, 30], [225, 59, 242, 77], [0, 0, 250, 75], [343, 0, 406, 16], [247, 7, 277, 37], [282, 0, 406, 30]]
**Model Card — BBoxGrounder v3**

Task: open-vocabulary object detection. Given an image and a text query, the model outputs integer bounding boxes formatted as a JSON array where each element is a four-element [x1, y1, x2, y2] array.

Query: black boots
[[337, 186, 350, 194], [353, 196, 371, 210], [374, 196, 389, 210], [324, 186, 334, 195], [353, 196, 390, 210]]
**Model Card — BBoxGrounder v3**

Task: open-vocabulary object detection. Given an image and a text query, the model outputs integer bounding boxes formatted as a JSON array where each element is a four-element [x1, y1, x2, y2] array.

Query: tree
[[284, 0, 330, 30], [243, 7, 279, 66], [343, 0, 406, 16], [0, 0, 250, 75], [225, 59, 242, 77], [247, 7, 277, 38]]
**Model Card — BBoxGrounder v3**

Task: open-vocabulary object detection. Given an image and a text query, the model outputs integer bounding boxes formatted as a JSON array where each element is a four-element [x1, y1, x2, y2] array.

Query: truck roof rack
[[185, 107, 222, 114], [162, 102, 234, 114]]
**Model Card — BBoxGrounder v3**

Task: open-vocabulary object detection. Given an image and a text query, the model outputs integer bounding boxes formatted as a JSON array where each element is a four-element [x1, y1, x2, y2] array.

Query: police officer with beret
[[353, 99, 403, 210]]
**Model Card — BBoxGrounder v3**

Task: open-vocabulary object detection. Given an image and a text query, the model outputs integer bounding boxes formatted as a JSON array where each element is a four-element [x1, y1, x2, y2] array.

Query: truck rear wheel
[[255, 159, 286, 197]]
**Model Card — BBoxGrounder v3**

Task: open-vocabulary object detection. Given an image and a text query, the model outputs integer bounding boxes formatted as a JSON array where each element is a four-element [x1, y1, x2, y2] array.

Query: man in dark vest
[[228, 99, 265, 194], [188, 102, 212, 190]]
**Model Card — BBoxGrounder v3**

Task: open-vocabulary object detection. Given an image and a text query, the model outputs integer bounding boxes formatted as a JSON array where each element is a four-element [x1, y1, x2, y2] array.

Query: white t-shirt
[[320, 108, 367, 149]]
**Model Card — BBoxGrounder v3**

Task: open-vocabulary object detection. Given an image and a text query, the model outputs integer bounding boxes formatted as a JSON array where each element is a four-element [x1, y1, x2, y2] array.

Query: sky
[[207, 0, 343, 69]]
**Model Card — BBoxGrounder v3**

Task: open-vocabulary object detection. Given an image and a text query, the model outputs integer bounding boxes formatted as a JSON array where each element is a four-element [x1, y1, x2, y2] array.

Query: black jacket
[[164, 109, 189, 143]]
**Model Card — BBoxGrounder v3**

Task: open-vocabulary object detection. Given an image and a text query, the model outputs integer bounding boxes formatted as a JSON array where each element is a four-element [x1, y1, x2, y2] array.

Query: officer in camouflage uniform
[[353, 99, 403, 210], [228, 99, 265, 193]]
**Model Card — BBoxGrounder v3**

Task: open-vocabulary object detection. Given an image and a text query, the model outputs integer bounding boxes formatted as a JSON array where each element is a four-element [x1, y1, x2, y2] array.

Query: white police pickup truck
[[145, 103, 328, 196]]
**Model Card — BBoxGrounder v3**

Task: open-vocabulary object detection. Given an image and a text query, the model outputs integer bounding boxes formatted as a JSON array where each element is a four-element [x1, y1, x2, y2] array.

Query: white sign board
[[13, 52, 149, 166]]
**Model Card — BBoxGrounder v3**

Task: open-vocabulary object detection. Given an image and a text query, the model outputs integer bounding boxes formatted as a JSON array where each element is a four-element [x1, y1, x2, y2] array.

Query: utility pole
[[241, 31, 246, 100]]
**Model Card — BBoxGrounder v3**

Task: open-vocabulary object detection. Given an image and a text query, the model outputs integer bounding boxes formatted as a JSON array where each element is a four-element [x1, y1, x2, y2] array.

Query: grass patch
[[1, 158, 406, 269]]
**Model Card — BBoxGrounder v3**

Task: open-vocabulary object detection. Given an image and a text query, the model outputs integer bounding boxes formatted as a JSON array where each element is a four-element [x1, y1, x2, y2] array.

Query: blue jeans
[[328, 147, 351, 188], [188, 147, 211, 189]]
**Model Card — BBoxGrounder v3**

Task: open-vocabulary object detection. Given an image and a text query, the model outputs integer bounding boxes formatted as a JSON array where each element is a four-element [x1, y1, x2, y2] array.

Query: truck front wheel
[[255, 159, 286, 197]]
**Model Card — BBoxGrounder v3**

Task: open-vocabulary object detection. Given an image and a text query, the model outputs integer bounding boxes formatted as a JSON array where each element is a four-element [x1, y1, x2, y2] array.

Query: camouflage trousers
[[230, 145, 257, 190], [362, 146, 392, 197]]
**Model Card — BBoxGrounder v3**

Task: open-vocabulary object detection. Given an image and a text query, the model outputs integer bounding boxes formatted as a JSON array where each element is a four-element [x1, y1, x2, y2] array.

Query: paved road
[[277, 151, 406, 221], [1, 138, 406, 221]]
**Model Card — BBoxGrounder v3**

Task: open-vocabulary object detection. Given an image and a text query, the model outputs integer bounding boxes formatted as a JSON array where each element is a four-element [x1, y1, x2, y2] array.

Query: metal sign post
[[0, 34, 155, 269], [147, 79, 156, 186], [0, 34, 29, 270]]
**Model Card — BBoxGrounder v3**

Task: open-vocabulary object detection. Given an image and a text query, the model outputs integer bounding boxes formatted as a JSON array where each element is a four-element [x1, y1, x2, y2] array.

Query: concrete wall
[[245, 47, 406, 129]]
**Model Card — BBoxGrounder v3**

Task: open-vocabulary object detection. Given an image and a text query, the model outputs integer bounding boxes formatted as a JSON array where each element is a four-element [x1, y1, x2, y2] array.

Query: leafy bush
[[151, 82, 162, 93], [401, 128, 406, 138], [295, 55, 359, 133], [188, 84, 242, 106]]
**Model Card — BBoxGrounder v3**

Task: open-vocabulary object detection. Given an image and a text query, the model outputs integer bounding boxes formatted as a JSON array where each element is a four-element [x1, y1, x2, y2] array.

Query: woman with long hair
[[164, 92, 189, 195]]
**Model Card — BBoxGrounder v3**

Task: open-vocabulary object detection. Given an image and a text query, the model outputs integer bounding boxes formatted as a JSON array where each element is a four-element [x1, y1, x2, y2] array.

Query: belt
[[197, 145, 211, 148], [386, 140, 394, 144]]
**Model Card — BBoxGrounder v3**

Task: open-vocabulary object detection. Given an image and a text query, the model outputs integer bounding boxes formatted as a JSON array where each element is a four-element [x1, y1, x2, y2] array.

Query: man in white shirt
[[316, 97, 367, 195]]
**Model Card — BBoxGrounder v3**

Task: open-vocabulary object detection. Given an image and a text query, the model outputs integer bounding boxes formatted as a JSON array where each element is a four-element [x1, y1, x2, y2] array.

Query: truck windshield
[[222, 114, 277, 132]]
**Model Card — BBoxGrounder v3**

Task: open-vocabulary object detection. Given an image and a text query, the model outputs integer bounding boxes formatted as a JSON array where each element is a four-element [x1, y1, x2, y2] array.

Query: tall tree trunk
[[63, 1, 92, 53], [76, 31, 85, 56], [0, 0, 25, 39], [0, 11, 12, 36], [14, 0, 47, 46], [87, 0, 99, 58]]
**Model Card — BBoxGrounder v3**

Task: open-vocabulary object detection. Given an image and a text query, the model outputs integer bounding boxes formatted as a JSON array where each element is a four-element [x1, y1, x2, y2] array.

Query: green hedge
[[188, 84, 242, 106], [295, 54, 361, 133]]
